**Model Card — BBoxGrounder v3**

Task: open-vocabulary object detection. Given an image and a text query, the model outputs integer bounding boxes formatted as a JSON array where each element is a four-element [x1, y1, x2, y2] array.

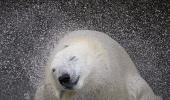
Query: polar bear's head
[[50, 40, 97, 91]]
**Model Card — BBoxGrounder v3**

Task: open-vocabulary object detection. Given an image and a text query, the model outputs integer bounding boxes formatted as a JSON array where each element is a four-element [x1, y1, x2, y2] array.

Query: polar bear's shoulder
[[127, 74, 162, 100]]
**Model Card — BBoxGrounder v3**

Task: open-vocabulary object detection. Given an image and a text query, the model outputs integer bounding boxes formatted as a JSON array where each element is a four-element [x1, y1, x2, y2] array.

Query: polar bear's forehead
[[60, 42, 90, 58], [62, 36, 98, 54], [65, 38, 92, 49], [52, 41, 92, 64], [50, 45, 89, 71]]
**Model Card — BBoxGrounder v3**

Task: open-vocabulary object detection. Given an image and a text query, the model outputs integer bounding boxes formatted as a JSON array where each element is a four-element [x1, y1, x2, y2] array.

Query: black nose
[[58, 73, 79, 89], [58, 73, 70, 85]]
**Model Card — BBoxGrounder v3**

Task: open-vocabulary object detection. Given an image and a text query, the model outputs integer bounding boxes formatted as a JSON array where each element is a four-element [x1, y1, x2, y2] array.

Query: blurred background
[[0, 0, 169, 100]]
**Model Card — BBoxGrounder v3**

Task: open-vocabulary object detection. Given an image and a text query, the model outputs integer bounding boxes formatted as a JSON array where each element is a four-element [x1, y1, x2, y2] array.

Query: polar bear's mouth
[[59, 74, 80, 90]]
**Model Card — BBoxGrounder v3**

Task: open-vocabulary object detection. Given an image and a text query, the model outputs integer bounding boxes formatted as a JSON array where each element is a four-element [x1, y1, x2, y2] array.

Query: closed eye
[[69, 56, 78, 61], [69, 56, 76, 61]]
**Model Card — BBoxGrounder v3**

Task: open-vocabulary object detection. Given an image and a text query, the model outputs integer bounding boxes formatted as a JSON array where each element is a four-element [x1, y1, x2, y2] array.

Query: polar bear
[[35, 30, 162, 100]]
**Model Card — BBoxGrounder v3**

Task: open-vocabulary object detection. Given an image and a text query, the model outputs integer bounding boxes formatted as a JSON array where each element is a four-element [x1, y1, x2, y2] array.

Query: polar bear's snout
[[58, 73, 80, 89], [52, 65, 80, 90]]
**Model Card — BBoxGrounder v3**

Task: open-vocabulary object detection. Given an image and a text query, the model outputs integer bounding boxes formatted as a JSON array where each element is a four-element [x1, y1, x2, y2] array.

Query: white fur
[[35, 30, 162, 100]]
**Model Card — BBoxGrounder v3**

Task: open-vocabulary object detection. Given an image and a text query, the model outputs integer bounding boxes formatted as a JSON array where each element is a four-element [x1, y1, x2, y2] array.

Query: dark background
[[0, 0, 169, 100]]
